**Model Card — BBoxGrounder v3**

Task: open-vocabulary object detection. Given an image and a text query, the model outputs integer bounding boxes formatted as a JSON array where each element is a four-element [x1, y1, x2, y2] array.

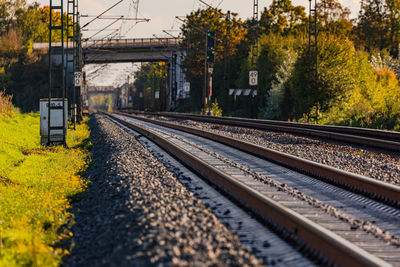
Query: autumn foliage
[[152, 0, 400, 130], [0, 90, 13, 117]]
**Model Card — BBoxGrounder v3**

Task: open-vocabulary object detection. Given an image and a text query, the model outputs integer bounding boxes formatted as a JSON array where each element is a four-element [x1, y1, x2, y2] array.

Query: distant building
[[87, 85, 118, 111], [117, 83, 129, 109], [87, 85, 116, 92]]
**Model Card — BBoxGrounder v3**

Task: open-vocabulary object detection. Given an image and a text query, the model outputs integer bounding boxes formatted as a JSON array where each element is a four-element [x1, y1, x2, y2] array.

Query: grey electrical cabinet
[[40, 98, 68, 146]]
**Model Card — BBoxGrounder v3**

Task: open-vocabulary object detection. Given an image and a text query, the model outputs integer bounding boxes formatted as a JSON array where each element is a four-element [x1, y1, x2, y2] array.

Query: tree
[[317, 0, 353, 36], [181, 8, 246, 112], [0, 1, 72, 111], [256, 34, 300, 119], [384, 0, 400, 56], [16, 3, 49, 42], [0, 0, 26, 34], [354, 0, 400, 55], [0, 28, 24, 68], [133, 63, 168, 111], [260, 0, 307, 35], [290, 34, 359, 121]]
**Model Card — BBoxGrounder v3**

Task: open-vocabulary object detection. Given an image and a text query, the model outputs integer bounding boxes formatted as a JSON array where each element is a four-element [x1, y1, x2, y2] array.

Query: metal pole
[[204, 29, 208, 114], [224, 10, 230, 110], [251, 0, 259, 118], [308, 0, 318, 121], [71, 0, 77, 129], [315, 0, 318, 86], [62, 0, 66, 145], [47, 0, 52, 146]]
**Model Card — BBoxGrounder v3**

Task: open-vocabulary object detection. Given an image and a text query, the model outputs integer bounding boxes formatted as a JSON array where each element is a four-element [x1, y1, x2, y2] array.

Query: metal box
[[40, 98, 68, 145]]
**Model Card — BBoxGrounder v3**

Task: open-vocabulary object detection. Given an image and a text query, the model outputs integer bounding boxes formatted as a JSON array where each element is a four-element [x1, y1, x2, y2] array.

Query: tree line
[[133, 0, 400, 130], [0, 1, 69, 112]]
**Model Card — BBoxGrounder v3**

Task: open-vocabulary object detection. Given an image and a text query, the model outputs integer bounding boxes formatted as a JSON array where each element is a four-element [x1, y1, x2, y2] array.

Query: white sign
[[235, 89, 243, 96], [249, 70, 258, 86], [183, 82, 190, 92], [155, 91, 160, 99], [229, 89, 257, 97], [244, 89, 252, 96], [74, 72, 82, 87]]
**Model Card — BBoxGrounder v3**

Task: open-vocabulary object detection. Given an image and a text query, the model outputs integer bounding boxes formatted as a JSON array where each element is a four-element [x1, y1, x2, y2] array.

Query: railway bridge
[[33, 38, 187, 110]]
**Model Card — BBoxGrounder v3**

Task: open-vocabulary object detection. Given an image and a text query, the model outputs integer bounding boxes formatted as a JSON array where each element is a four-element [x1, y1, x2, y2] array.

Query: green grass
[[0, 111, 91, 266]]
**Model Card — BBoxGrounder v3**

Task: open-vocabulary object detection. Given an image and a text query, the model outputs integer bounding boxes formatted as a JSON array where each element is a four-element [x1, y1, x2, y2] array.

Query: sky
[[29, 0, 361, 39], [28, 0, 362, 85]]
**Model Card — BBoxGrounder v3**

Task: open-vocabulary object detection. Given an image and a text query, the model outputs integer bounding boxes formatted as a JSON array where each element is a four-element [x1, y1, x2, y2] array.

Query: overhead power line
[[198, 0, 213, 9], [82, 28, 119, 32], [81, 16, 150, 22], [82, 0, 124, 29], [163, 30, 179, 39], [85, 16, 124, 41], [198, 0, 224, 9]]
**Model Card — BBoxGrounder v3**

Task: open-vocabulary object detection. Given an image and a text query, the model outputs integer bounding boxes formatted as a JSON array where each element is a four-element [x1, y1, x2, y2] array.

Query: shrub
[[211, 100, 223, 116], [319, 53, 400, 130], [0, 90, 13, 118], [256, 34, 304, 116], [260, 51, 296, 119], [290, 34, 359, 121]]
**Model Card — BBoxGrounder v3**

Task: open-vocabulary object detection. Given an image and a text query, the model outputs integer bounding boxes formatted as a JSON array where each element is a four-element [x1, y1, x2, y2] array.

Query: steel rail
[[107, 113, 391, 267], [160, 112, 400, 141], [116, 112, 400, 205], [128, 111, 400, 151]]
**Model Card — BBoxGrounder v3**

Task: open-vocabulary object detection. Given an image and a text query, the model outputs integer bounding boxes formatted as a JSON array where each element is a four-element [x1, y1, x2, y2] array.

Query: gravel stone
[[156, 116, 400, 186], [142, 123, 400, 247], [62, 114, 262, 266]]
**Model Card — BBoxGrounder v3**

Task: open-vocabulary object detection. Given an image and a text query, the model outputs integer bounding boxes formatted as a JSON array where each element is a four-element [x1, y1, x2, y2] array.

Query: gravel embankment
[[63, 114, 262, 266], [156, 117, 400, 186]]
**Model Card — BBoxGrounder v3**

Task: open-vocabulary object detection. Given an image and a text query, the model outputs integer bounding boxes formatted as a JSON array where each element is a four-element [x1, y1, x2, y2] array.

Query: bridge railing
[[33, 42, 73, 50], [82, 38, 182, 49], [33, 38, 183, 51]]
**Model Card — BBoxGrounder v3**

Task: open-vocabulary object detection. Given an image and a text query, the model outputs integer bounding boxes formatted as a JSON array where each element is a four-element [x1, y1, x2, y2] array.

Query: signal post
[[204, 30, 215, 115]]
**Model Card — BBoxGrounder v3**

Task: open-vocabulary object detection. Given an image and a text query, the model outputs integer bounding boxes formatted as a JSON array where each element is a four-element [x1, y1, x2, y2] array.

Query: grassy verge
[[0, 111, 91, 266]]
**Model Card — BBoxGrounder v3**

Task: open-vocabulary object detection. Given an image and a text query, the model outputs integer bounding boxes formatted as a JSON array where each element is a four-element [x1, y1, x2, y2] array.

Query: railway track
[[121, 110, 400, 152], [117, 111, 400, 205], [108, 112, 400, 266]]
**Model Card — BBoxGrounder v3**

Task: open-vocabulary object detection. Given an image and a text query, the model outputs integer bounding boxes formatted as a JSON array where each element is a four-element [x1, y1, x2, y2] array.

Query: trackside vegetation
[[0, 105, 91, 266], [131, 0, 400, 131]]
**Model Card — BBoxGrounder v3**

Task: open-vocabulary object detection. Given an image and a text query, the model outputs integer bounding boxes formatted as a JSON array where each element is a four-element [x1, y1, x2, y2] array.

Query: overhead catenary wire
[[81, 16, 149, 21], [118, 0, 150, 38], [82, 28, 119, 31], [163, 30, 179, 39], [85, 16, 124, 41], [198, 0, 213, 9], [86, 63, 111, 81], [215, 0, 224, 8], [118, 0, 134, 37], [81, 0, 124, 29], [175, 16, 223, 44], [81, 0, 145, 86]]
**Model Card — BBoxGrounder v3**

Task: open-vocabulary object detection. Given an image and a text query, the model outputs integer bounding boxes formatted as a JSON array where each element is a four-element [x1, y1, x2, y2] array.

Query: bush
[[256, 34, 304, 117], [323, 66, 400, 130], [290, 34, 359, 121], [260, 51, 296, 119], [0, 90, 13, 118], [211, 100, 223, 116]]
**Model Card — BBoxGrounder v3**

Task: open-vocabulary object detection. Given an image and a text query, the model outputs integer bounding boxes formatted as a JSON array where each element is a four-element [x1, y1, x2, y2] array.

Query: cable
[[82, 0, 124, 29], [85, 17, 123, 41]]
